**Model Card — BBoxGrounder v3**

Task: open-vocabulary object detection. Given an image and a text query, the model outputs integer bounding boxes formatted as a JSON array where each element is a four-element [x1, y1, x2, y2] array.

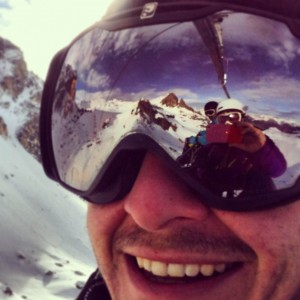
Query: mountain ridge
[[0, 36, 43, 160]]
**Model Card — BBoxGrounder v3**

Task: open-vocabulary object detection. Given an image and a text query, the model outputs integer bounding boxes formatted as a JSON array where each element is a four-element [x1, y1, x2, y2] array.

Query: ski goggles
[[204, 109, 216, 118], [217, 112, 243, 125], [40, 8, 300, 211]]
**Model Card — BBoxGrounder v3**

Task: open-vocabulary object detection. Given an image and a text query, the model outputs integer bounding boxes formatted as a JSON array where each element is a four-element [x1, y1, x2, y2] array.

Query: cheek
[[87, 202, 127, 250], [215, 206, 300, 259]]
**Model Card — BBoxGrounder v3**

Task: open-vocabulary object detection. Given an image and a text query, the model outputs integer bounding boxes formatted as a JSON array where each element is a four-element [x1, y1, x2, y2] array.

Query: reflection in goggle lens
[[217, 112, 243, 124], [205, 109, 216, 117], [49, 10, 300, 209]]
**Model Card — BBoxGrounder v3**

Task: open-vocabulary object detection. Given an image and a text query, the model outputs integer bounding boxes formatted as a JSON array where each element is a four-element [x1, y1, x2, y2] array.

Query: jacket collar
[[76, 269, 111, 300]]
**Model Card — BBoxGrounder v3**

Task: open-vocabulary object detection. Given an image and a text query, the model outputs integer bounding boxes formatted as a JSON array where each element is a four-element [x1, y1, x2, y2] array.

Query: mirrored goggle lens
[[50, 11, 300, 207], [217, 112, 242, 124], [205, 109, 216, 117]]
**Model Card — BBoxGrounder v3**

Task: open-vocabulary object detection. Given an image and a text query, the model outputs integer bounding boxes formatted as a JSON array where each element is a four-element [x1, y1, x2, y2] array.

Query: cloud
[[0, 0, 10, 8], [224, 12, 300, 69], [0, 0, 112, 79], [85, 69, 110, 89], [241, 74, 299, 102], [0, 0, 11, 25], [234, 73, 300, 120]]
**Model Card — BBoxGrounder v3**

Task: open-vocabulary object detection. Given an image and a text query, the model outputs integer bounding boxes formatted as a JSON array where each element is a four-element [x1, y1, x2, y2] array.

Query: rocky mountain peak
[[161, 92, 179, 107], [135, 99, 178, 131], [0, 37, 28, 99], [161, 93, 194, 112], [0, 36, 43, 160]]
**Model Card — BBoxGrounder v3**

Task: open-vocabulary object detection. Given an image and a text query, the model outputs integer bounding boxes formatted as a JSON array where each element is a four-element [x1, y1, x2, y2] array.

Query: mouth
[[119, 253, 250, 299], [131, 255, 241, 284]]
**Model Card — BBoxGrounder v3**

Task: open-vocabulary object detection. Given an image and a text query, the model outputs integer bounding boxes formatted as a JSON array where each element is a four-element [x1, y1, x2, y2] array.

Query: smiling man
[[39, 0, 300, 299]]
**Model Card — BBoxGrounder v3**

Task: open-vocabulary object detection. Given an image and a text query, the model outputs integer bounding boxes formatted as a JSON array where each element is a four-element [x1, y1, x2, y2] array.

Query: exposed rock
[[0, 37, 27, 100], [2, 285, 13, 296], [0, 117, 8, 137], [161, 93, 194, 112], [161, 92, 179, 107], [0, 36, 42, 160], [16, 114, 41, 162], [246, 116, 300, 135], [135, 99, 177, 131], [178, 98, 194, 112]]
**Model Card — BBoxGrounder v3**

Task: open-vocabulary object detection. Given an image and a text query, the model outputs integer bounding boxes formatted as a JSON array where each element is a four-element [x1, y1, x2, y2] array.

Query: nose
[[123, 152, 211, 231]]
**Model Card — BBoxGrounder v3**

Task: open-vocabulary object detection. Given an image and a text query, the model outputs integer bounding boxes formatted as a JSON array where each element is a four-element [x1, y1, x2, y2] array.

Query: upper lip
[[117, 227, 256, 281], [123, 246, 253, 265]]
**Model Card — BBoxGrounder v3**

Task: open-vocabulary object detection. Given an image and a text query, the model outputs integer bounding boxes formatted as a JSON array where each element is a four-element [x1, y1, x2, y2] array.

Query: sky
[[0, 0, 112, 79]]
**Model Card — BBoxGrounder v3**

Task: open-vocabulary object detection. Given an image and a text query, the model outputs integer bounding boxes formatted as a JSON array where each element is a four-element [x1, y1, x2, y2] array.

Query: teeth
[[200, 264, 214, 277], [152, 261, 168, 277], [168, 263, 185, 277], [136, 257, 227, 278]]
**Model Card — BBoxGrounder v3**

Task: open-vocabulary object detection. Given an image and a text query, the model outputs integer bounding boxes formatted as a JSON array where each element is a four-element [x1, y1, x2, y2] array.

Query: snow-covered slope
[[57, 90, 300, 192], [0, 36, 95, 299], [0, 137, 95, 300]]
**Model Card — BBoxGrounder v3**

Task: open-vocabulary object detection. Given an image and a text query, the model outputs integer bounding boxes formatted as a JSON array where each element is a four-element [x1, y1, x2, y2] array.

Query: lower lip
[[124, 255, 245, 299]]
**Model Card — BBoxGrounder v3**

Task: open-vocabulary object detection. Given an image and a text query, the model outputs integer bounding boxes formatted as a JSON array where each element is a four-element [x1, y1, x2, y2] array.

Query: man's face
[[87, 152, 300, 300]]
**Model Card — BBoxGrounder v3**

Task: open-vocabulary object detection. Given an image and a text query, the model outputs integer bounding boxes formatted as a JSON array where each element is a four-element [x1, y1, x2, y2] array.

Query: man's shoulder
[[76, 269, 111, 300]]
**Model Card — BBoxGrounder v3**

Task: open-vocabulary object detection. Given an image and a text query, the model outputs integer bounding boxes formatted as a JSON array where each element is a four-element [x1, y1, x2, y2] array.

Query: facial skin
[[87, 152, 300, 300]]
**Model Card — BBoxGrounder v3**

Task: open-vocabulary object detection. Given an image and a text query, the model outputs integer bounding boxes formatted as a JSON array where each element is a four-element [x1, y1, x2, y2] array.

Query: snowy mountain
[[0, 36, 42, 160], [58, 86, 300, 194], [0, 37, 95, 300]]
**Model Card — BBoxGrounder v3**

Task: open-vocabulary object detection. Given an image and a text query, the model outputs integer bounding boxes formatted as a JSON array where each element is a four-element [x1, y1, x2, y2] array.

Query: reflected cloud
[[242, 74, 299, 99], [224, 13, 299, 67], [85, 69, 110, 89], [235, 74, 300, 120]]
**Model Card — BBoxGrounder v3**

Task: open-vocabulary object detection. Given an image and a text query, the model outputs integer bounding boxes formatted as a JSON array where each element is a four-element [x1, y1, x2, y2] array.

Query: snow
[[0, 56, 14, 81], [58, 93, 300, 194], [56, 95, 206, 190], [0, 57, 95, 299], [0, 136, 95, 299], [0, 44, 95, 297], [0, 47, 24, 81]]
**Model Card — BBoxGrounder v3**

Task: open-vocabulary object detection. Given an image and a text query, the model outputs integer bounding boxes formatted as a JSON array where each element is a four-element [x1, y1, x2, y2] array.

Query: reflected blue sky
[[64, 11, 300, 121]]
